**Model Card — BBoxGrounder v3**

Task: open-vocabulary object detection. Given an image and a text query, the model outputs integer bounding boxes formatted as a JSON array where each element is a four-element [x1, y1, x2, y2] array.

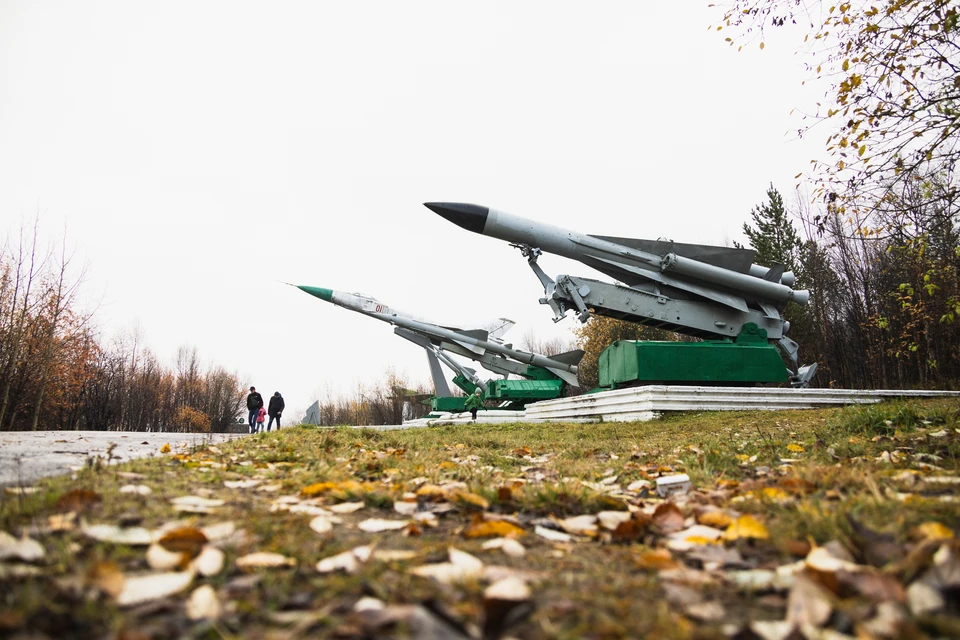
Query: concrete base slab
[[524, 386, 960, 423]]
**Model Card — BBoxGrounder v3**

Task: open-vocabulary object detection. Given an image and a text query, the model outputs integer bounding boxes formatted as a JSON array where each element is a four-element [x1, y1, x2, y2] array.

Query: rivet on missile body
[[715, 321, 727, 328]]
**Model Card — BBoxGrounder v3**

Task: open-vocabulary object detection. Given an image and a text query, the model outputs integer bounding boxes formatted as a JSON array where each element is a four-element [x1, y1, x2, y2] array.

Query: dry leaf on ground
[[235, 552, 296, 569], [116, 571, 194, 607]]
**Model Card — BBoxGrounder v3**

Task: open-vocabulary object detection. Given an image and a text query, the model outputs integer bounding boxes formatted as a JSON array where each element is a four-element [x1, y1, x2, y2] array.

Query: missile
[[424, 202, 809, 309], [295, 285, 582, 387]]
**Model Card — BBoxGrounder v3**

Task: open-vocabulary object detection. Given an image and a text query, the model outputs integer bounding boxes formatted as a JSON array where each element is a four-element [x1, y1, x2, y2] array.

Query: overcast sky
[[0, 1, 823, 419]]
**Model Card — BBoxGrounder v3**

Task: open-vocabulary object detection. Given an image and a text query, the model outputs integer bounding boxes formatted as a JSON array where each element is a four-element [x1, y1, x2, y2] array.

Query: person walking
[[464, 388, 484, 421], [267, 392, 285, 431], [256, 406, 267, 433], [246, 386, 264, 434]]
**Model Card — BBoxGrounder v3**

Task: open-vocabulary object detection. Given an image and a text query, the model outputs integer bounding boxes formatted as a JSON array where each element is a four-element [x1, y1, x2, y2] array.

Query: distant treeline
[[0, 221, 244, 432]]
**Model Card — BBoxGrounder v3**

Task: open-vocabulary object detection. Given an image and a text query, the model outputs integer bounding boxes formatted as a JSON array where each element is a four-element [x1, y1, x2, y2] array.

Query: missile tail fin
[[551, 349, 586, 366], [546, 367, 580, 387], [425, 351, 452, 397], [455, 329, 490, 341]]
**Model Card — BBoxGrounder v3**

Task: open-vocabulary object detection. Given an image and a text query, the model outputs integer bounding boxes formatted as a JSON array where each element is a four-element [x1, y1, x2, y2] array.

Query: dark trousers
[[470, 408, 478, 420], [268, 415, 280, 430], [248, 409, 258, 432]]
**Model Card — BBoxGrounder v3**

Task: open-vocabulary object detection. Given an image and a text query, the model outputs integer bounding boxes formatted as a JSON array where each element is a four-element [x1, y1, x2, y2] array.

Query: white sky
[[0, 1, 824, 419]]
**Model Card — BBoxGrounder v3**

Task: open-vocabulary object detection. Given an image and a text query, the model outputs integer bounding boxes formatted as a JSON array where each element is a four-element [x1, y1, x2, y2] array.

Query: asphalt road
[[0, 431, 245, 487]]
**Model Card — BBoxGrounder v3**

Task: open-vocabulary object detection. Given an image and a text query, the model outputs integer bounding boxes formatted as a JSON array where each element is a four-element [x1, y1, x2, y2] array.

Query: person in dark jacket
[[246, 386, 264, 434], [267, 392, 285, 431]]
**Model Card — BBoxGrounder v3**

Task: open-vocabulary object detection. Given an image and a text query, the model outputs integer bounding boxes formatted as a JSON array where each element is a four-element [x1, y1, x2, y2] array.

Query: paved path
[[0, 431, 245, 487]]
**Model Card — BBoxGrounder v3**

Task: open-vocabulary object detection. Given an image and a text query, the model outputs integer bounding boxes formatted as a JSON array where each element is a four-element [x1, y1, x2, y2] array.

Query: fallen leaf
[[199, 521, 236, 542], [557, 514, 598, 536], [372, 549, 418, 562], [483, 576, 533, 602], [224, 479, 261, 489], [393, 500, 419, 516], [309, 516, 337, 535], [696, 510, 733, 529], [235, 552, 296, 569], [724, 515, 770, 541], [358, 518, 409, 533], [911, 522, 954, 542], [786, 444, 805, 453], [192, 546, 225, 576], [464, 518, 526, 539], [535, 526, 573, 543], [597, 511, 632, 530], [652, 502, 685, 534], [186, 584, 221, 620], [634, 548, 677, 570], [169, 496, 225, 514], [785, 574, 833, 628], [453, 491, 489, 511], [612, 514, 652, 543], [300, 481, 338, 497], [160, 443, 171, 454], [146, 543, 188, 571], [410, 547, 484, 585], [119, 485, 152, 496], [158, 527, 208, 557], [56, 489, 101, 513], [0, 531, 44, 562], [482, 537, 526, 557], [87, 561, 125, 597], [81, 523, 153, 546], [116, 571, 194, 607], [328, 501, 366, 514], [316, 546, 373, 574]]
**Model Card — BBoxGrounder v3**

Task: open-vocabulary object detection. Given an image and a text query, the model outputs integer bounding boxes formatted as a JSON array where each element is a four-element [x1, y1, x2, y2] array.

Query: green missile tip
[[297, 285, 334, 302]]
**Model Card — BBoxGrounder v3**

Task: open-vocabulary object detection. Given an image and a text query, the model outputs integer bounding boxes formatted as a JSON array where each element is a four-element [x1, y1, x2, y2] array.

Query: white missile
[[424, 202, 809, 310], [295, 285, 582, 387]]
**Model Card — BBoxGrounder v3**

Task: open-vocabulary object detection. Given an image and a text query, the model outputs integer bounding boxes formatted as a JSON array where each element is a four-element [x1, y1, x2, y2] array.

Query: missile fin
[[550, 349, 586, 366], [485, 318, 515, 340], [545, 367, 580, 387], [588, 236, 755, 273], [762, 263, 785, 282], [758, 302, 781, 319], [455, 329, 490, 341], [450, 340, 485, 355], [582, 253, 750, 312], [659, 276, 751, 312], [425, 351, 453, 397]]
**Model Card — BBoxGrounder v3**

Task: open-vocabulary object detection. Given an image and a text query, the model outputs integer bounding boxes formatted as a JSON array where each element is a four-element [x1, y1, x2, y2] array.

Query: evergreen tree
[[742, 184, 803, 279]]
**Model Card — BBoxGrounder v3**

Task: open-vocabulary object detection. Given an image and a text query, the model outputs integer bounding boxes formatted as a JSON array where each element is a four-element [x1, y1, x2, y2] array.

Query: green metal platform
[[598, 323, 788, 389]]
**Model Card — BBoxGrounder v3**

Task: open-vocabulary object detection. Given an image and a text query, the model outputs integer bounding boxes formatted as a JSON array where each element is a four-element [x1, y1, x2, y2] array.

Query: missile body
[[424, 203, 808, 307], [296, 285, 581, 387]]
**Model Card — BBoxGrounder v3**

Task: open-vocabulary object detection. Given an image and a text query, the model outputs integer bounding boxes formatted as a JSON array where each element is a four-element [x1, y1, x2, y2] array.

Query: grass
[[1, 398, 959, 638]]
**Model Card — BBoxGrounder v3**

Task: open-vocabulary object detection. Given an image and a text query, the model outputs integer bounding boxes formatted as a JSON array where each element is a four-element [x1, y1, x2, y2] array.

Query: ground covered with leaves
[[2, 399, 960, 639]]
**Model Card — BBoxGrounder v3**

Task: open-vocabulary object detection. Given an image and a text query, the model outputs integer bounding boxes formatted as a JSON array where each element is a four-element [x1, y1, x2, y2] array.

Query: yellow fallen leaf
[[697, 511, 733, 529], [463, 519, 526, 539], [634, 549, 677, 570], [300, 482, 339, 497], [724, 515, 769, 541], [453, 491, 489, 511], [787, 444, 805, 453], [912, 522, 954, 541], [160, 443, 171, 454]]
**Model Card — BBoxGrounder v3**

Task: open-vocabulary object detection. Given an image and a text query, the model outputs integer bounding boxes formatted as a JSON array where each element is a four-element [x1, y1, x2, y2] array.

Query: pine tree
[[742, 184, 802, 279]]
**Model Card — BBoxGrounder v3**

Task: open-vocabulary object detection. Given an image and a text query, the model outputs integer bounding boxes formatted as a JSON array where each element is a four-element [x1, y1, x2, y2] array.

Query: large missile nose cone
[[424, 202, 489, 235], [296, 285, 333, 302]]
